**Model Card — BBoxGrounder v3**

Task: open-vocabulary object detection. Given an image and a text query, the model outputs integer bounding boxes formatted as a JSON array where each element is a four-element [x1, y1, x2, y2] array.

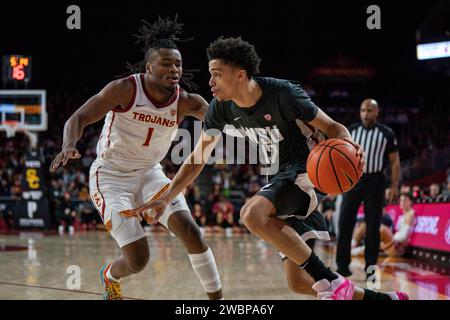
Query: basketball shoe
[[100, 263, 123, 300], [386, 291, 410, 300], [312, 274, 355, 300]]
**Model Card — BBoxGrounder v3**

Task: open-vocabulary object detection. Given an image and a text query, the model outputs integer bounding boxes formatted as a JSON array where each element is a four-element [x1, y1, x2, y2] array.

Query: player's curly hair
[[206, 36, 261, 78], [124, 14, 198, 90]]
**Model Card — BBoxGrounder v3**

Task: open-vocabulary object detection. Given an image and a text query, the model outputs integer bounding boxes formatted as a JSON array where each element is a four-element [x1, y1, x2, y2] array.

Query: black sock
[[363, 289, 392, 300], [299, 252, 338, 283]]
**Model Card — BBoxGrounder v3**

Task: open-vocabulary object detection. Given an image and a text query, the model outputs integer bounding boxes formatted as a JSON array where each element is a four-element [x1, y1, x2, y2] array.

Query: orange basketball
[[307, 138, 363, 195]]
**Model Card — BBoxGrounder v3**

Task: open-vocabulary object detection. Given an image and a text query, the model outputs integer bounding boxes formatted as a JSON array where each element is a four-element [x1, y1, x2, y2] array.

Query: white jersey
[[95, 73, 180, 170]]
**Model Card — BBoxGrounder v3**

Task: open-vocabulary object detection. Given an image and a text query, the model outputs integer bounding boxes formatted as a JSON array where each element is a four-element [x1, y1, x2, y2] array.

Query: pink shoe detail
[[312, 275, 355, 300], [331, 277, 355, 300], [397, 292, 410, 300], [386, 291, 410, 300]]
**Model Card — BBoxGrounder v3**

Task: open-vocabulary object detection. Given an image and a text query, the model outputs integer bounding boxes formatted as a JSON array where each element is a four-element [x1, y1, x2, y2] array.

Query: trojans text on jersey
[[132, 112, 176, 127]]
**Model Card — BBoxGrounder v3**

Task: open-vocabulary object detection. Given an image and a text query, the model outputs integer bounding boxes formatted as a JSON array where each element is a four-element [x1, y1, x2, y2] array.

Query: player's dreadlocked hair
[[207, 36, 261, 78], [125, 14, 198, 90]]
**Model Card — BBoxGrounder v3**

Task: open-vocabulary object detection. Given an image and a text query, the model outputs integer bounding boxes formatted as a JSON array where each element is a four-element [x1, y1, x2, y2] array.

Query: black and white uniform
[[204, 77, 331, 259]]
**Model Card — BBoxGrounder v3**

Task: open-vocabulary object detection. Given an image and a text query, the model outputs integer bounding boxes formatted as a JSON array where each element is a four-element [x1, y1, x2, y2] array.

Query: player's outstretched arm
[[50, 78, 133, 172], [131, 130, 220, 219]]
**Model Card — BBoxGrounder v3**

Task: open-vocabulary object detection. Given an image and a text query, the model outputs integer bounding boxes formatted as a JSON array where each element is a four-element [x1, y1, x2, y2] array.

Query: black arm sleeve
[[203, 99, 227, 136], [278, 81, 319, 122]]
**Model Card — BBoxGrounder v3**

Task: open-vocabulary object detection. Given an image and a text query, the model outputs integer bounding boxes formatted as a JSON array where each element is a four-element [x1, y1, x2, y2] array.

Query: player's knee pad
[[188, 247, 222, 293]]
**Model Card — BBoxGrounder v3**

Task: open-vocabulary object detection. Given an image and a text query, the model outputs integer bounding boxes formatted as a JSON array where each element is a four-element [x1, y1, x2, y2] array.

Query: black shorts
[[257, 169, 324, 217], [278, 211, 331, 261], [256, 168, 330, 261]]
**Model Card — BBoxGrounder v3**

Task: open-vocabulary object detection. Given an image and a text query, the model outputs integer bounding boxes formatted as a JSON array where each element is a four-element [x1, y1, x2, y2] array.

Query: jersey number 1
[[143, 127, 154, 147]]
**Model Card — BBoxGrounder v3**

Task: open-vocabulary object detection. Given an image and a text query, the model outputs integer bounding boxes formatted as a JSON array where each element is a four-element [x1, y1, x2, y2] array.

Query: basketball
[[307, 138, 363, 195]]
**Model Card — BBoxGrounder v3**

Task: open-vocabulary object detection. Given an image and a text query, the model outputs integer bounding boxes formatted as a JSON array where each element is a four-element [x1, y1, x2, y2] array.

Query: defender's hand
[[130, 199, 169, 224], [50, 147, 81, 173]]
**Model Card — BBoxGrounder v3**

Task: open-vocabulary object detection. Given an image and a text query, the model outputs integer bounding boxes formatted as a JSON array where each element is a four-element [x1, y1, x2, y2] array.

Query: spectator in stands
[[0, 203, 14, 231], [447, 167, 450, 184], [49, 179, 64, 199], [58, 207, 77, 235], [78, 186, 90, 201], [80, 201, 99, 231], [211, 183, 222, 202], [57, 192, 77, 235], [212, 166, 224, 185], [351, 211, 394, 255], [67, 180, 79, 198], [412, 185, 423, 202], [352, 193, 415, 257], [400, 184, 411, 194], [211, 194, 236, 234], [216, 210, 235, 236], [0, 178, 11, 196], [48, 178, 64, 228], [75, 169, 86, 185], [10, 179, 22, 200], [425, 183, 443, 203], [441, 181, 450, 202], [383, 193, 416, 256], [62, 168, 74, 187], [192, 203, 207, 229], [186, 184, 203, 209]]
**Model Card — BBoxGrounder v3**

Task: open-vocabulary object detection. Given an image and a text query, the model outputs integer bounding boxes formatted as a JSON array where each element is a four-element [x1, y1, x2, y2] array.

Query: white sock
[[106, 265, 121, 282], [188, 248, 222, 293]]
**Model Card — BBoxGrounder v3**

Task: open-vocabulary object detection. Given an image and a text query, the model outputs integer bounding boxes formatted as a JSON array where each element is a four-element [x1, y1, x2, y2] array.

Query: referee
[[336, 98, 401, 277]]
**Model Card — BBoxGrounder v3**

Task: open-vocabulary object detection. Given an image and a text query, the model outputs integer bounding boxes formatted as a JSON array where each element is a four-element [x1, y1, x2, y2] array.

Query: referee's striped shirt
[[348, 122, 398, 174]]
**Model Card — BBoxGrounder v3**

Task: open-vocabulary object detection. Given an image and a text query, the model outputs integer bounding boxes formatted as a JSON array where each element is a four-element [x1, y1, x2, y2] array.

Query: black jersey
[[204, 77, 322, 174]]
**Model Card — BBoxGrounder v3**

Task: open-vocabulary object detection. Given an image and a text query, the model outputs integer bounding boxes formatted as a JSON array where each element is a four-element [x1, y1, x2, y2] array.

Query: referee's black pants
[[336, 172, 385, 272]]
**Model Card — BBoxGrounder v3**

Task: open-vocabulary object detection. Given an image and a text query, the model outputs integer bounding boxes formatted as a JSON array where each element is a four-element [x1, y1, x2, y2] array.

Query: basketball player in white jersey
[[50, 17, 223, 300]]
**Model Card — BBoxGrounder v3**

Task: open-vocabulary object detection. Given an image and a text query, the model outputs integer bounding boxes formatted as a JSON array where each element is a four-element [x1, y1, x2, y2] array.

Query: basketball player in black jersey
[[132, 36, 409, 300]]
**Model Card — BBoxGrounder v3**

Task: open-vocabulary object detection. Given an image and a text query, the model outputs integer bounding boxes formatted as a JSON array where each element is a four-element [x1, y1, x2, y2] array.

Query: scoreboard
[[2, 54, 32, 83]]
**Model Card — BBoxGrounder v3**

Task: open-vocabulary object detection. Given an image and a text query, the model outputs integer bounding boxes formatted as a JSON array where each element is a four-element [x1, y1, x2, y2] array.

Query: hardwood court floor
[[0, 230, 448, 300]]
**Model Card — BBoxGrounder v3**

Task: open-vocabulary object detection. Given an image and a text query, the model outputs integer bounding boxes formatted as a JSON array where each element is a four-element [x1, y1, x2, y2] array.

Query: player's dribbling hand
[[131, 199, 169, 224], [50, 147, 81, 173], [343, 138, 366, 173]]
